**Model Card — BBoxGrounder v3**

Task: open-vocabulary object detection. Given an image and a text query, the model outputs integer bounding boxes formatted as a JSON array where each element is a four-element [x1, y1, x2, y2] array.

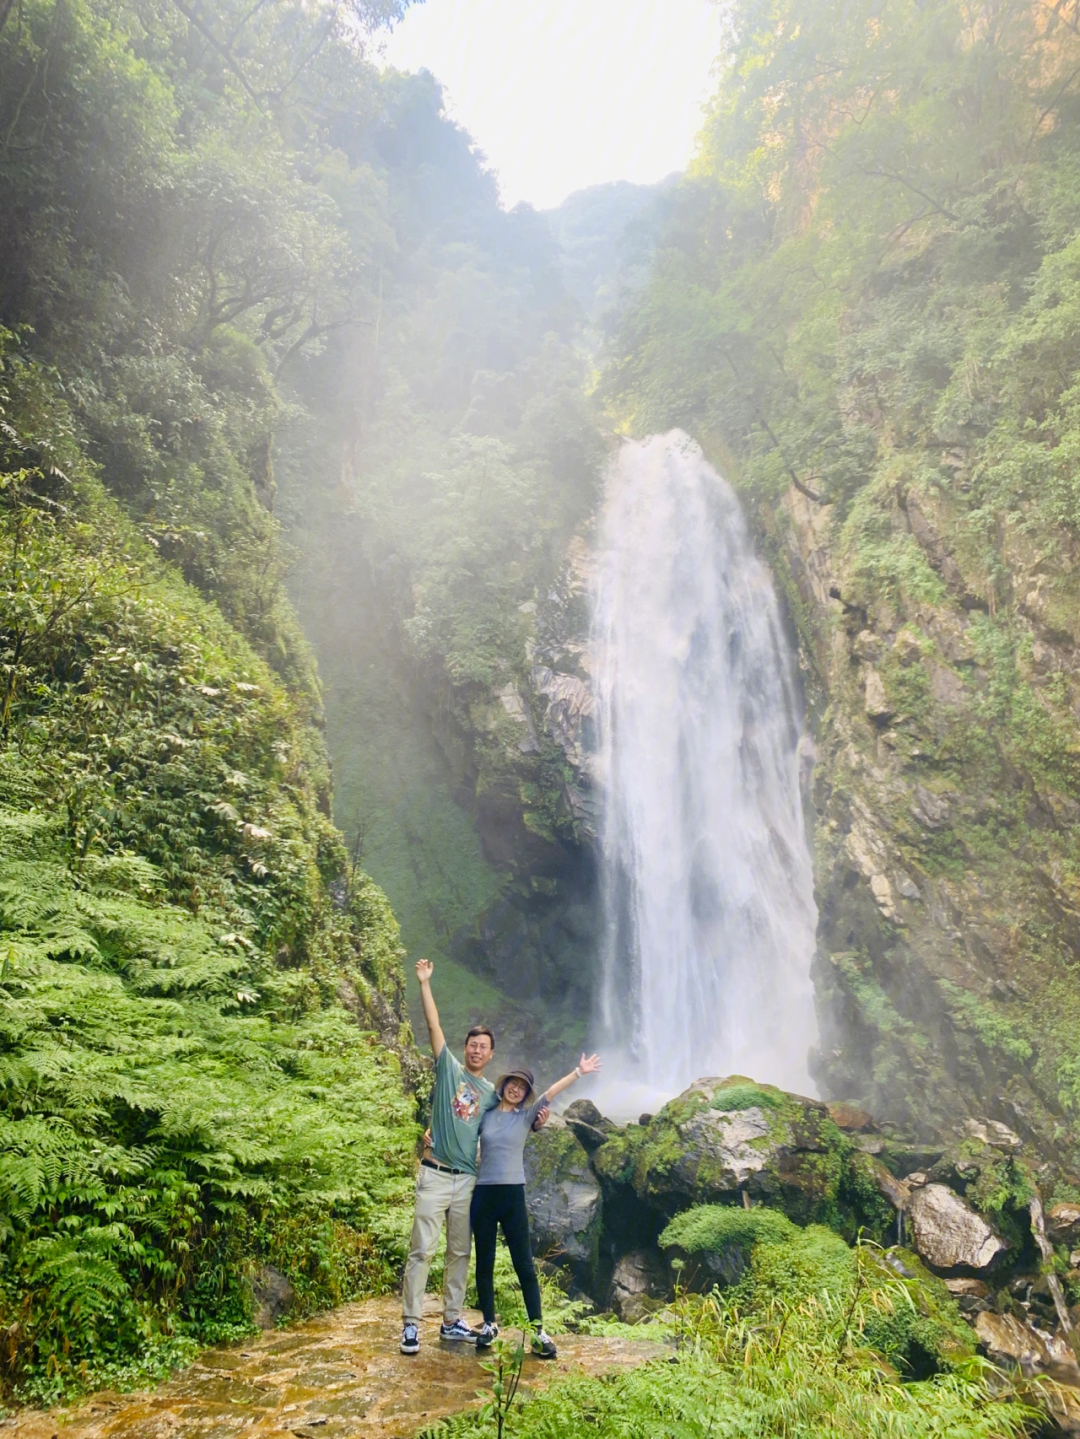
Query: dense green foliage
[[0, 0, 400, 690], [427, 1231, 1036, 1438], [0, 0, 439, 1398], [0, 363, 418, 1401]]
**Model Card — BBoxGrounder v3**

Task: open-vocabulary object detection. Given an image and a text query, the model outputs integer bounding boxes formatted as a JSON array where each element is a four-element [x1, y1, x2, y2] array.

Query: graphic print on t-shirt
[[451, 1078, 482, 1122]]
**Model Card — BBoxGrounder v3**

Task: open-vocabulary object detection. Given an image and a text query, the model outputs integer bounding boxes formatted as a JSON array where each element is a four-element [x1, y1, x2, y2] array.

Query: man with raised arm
[[399, 958, 500, 1355]]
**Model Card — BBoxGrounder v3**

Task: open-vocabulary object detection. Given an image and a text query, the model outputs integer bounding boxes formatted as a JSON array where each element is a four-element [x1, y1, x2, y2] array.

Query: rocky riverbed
[[5, 1297, 663, 1439]]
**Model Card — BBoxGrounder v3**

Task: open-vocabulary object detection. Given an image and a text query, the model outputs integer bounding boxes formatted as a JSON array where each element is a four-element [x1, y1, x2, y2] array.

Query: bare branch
[[170, 0, 264, 109]]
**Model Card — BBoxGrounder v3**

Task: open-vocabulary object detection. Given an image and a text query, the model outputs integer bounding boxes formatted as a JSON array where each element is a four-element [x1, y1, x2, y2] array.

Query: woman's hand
[[578, 1053, 602, 1075], [415, 957, 434, 984]]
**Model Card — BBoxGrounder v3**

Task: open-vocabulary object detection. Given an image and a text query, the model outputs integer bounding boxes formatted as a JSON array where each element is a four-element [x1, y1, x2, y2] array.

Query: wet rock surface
[[608, 1250, 668, 1322], [252, 1265, 296, 1330], [6, 1295, 662, 1439], [524, 1118, 603, 1273], [563, 1099, 614, 1154], [1050, 1204, 1080, 1248], [975, 1312, 1080, 1432]]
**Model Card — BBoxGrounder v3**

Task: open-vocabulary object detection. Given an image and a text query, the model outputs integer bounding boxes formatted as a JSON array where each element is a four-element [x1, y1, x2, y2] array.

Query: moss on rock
[[593, 1078, 896, 1238]]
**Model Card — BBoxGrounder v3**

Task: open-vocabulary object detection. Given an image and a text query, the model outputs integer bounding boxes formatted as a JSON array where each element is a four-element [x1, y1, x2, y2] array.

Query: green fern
[[0, 421, 419, 1401]]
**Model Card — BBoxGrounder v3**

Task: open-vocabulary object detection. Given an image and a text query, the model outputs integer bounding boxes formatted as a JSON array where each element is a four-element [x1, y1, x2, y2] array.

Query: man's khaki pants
[[401, 1164, 475, 1326]]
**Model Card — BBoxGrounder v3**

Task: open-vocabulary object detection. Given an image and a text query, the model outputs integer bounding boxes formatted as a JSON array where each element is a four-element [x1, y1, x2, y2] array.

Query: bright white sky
[[377, 0, 724, 211]]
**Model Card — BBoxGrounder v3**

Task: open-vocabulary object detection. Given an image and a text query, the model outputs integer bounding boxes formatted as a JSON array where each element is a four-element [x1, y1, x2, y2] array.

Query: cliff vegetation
[[0, 0, 422, 1404]]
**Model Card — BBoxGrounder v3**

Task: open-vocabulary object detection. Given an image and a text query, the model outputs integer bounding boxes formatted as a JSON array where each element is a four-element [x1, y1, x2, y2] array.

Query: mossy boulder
[[592, 1076, 890, 1232], [524, 1117, 602, 1279]]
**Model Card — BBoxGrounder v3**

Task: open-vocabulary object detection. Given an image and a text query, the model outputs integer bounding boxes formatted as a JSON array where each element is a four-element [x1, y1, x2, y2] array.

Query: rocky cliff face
[[424, 534, 603, 1060], [754, 468, 1080, 1165]]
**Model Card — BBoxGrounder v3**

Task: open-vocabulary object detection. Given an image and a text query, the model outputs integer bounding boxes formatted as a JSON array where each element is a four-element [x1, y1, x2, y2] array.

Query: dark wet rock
[[525, 1117, 602, 1277], [563, 1098, 614, 1153], [945, 1276, 989, 1298], [565, 1098, 605, 1126], [566, 1120, 609, 1152], [976, 1310, 1057, 1372], [908, 1183, 1009, 1272], [945, 1276, 991, 1314], [865, 1157, 912, 1212], [827, 1102, 875, 1132], [252, 1265, 295, 1329], [608, 1249, 668, 1321]]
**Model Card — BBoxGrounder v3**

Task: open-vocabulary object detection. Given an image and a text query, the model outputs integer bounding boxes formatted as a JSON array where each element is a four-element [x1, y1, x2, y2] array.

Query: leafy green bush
[[660, 1203, 799, 1257]]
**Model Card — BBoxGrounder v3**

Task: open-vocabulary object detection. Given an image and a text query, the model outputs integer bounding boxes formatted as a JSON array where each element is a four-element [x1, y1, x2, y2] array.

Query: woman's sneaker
[[531, 1329, 557, 1359], [476, 1321, 500, 1349], [400, 1322, 420, 1355], [439, 1318, 478, 1342]]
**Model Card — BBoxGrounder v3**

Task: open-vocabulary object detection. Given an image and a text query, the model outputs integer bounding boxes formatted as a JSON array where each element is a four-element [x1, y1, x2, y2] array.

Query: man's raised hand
[[415, 958, 444, 1055], [578, 1053, 602, 1075]]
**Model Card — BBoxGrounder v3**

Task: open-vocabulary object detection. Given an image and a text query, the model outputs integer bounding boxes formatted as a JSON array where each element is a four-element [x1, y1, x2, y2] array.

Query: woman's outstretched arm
[[541, 1053, 601, 1102]]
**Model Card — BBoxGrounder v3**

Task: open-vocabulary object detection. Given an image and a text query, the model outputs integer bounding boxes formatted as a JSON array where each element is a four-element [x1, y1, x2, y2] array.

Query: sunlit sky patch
[[378, 0, 723, 210]]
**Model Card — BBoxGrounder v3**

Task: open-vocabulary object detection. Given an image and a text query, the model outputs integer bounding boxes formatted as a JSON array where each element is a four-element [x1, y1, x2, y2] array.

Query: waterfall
[[592, 431, 818, 1106]]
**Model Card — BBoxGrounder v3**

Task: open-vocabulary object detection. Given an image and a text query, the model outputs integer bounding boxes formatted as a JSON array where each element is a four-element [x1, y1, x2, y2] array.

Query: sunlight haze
[[379, 0, 723, 209]]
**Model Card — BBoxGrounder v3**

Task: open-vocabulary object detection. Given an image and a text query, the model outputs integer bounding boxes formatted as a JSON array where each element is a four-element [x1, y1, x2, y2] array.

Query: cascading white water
[[592, 431, 818, 1107]]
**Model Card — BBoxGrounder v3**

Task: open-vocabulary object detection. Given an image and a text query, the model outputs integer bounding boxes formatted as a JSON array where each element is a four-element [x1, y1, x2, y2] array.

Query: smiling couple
[[399, 958, 601, 1360]]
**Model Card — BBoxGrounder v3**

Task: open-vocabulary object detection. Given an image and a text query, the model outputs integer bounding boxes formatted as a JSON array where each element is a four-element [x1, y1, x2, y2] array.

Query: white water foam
[[589, 431, 817, 1115]]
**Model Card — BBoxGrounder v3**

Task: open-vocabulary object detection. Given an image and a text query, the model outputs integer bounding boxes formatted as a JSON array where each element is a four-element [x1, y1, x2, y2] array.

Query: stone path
[[6, 1297, 664, 1439]]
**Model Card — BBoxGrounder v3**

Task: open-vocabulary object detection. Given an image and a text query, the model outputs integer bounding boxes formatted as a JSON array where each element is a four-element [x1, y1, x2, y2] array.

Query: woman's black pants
[[470, 1182, 542, 1325]]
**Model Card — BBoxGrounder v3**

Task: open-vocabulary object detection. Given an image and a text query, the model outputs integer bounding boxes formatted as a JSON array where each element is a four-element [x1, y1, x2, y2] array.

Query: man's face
[[464, 1032, 493, 1072]]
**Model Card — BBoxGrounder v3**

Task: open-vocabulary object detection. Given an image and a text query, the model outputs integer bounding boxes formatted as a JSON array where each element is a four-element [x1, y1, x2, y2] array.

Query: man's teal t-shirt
[[430, 1045, 497, 1175]]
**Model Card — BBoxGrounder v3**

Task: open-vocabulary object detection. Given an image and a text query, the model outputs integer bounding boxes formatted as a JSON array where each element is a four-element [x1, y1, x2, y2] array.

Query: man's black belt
[[421, 1157, 468, 1175]]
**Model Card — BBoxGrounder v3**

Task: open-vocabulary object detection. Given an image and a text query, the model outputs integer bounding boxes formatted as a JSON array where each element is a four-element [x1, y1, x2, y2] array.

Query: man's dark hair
[[465, 1025, 495, 1051]]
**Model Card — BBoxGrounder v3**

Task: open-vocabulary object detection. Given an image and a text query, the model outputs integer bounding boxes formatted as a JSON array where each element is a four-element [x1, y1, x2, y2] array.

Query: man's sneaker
[[400, 1322, 420, 1355], [439, 1318, 478, 1342], [531, 1329, 557, 1359], [476, 1321, 499, 1349]]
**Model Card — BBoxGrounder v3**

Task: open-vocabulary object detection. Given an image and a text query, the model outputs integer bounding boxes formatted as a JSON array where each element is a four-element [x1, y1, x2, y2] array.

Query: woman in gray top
[[471, 1053, 601, 1358]]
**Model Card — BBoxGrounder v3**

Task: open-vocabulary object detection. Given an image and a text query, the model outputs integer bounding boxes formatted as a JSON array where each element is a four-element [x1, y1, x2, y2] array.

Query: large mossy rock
[[524, 1118, 602, 1278], [592, 1076, 888, 1231]]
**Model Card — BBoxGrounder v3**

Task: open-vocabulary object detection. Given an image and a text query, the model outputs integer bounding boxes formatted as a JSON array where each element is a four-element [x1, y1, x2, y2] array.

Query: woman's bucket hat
[[496, 1067, 535, 1104]]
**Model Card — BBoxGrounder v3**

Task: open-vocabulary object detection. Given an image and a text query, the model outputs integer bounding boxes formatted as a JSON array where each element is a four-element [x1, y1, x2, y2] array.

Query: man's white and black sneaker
[[475, 1321, 499, 1349], [400, 1322, 420, 1355], [531, 1329, 557, 1360], [439, 1318, 478, 1342]]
